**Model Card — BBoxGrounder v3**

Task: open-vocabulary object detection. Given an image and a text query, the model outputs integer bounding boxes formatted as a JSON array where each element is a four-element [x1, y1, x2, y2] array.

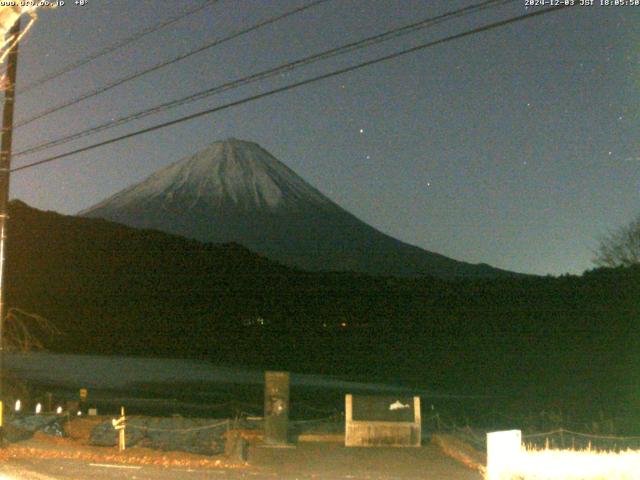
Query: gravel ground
[[0, 438, 482, 480], [0, 417, 482, 479], [247, 442, 483, 479]]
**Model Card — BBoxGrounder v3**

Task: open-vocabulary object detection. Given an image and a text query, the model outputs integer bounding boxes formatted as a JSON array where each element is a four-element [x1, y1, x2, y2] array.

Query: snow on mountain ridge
[[84, 138, 333, 213]]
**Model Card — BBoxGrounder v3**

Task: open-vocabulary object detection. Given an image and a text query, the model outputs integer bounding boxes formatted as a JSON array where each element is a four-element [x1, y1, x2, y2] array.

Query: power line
[[14, 0, 330, 129], [15, 0, 517, 158], [18, 0, 219, 94], [11, 5, 573, 174]]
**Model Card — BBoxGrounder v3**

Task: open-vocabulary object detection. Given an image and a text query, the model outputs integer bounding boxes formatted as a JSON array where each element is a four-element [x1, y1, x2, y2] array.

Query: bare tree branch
[[3, 307, 61, 352], [593, 214, 640, 268]]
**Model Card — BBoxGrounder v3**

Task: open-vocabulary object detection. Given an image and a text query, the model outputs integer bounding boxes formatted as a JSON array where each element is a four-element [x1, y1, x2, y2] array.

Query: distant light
[[359, 128, 364, 134], [340, 322, 347, 327], [35, 403, 42, 414], [77, 410, 82, 416], [14, 399, 21, 412], [56, 406, 63, 414]]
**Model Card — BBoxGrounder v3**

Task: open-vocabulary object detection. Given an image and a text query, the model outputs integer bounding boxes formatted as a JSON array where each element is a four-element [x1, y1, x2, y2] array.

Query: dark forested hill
[[5, 200, 638, 426]]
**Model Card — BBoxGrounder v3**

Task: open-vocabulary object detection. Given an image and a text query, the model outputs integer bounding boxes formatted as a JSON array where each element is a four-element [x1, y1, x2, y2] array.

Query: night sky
[[6, 0, 639, 275]]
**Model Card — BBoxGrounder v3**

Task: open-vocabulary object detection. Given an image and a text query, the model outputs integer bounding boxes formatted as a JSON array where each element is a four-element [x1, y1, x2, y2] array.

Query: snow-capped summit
[[81, 138, 508, 277], [85, 138, 332, 213]]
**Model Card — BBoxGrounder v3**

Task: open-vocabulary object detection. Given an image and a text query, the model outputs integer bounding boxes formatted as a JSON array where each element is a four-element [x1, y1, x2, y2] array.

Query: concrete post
[[264, 371, 289, 445], [486, 429, 521, 480]]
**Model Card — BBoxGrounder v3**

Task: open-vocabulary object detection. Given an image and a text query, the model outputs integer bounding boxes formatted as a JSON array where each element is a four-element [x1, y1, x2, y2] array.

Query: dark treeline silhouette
[[6, 200, 639, 429]]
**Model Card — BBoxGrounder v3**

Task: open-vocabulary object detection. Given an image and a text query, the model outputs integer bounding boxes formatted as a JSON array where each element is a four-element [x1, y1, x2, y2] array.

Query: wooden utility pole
[[0, 17, 21, 443]]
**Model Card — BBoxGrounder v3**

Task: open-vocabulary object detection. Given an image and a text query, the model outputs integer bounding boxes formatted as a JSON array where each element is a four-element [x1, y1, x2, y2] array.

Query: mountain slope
[[81, 138, 510, 278]]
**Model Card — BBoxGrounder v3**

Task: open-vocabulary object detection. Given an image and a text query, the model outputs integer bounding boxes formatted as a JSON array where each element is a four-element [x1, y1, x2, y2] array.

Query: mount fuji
[[80, 138, 508, 277]]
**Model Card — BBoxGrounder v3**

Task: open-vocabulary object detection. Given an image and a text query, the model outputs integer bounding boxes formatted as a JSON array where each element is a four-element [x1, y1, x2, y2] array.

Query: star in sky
[[11, 0, 635, 277]]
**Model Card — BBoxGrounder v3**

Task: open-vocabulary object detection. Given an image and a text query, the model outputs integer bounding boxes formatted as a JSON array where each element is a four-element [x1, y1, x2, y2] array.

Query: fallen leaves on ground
[[0, 418, 247, 470]]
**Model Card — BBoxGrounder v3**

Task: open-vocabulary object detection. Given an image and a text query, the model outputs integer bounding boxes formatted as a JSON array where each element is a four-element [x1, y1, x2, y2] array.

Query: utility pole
[[0, 17, 21, 445]]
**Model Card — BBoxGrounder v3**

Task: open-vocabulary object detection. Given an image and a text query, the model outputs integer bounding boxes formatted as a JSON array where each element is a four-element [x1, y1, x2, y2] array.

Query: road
[[1, 458, 257, 480], [0, 443, 482, 480]]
